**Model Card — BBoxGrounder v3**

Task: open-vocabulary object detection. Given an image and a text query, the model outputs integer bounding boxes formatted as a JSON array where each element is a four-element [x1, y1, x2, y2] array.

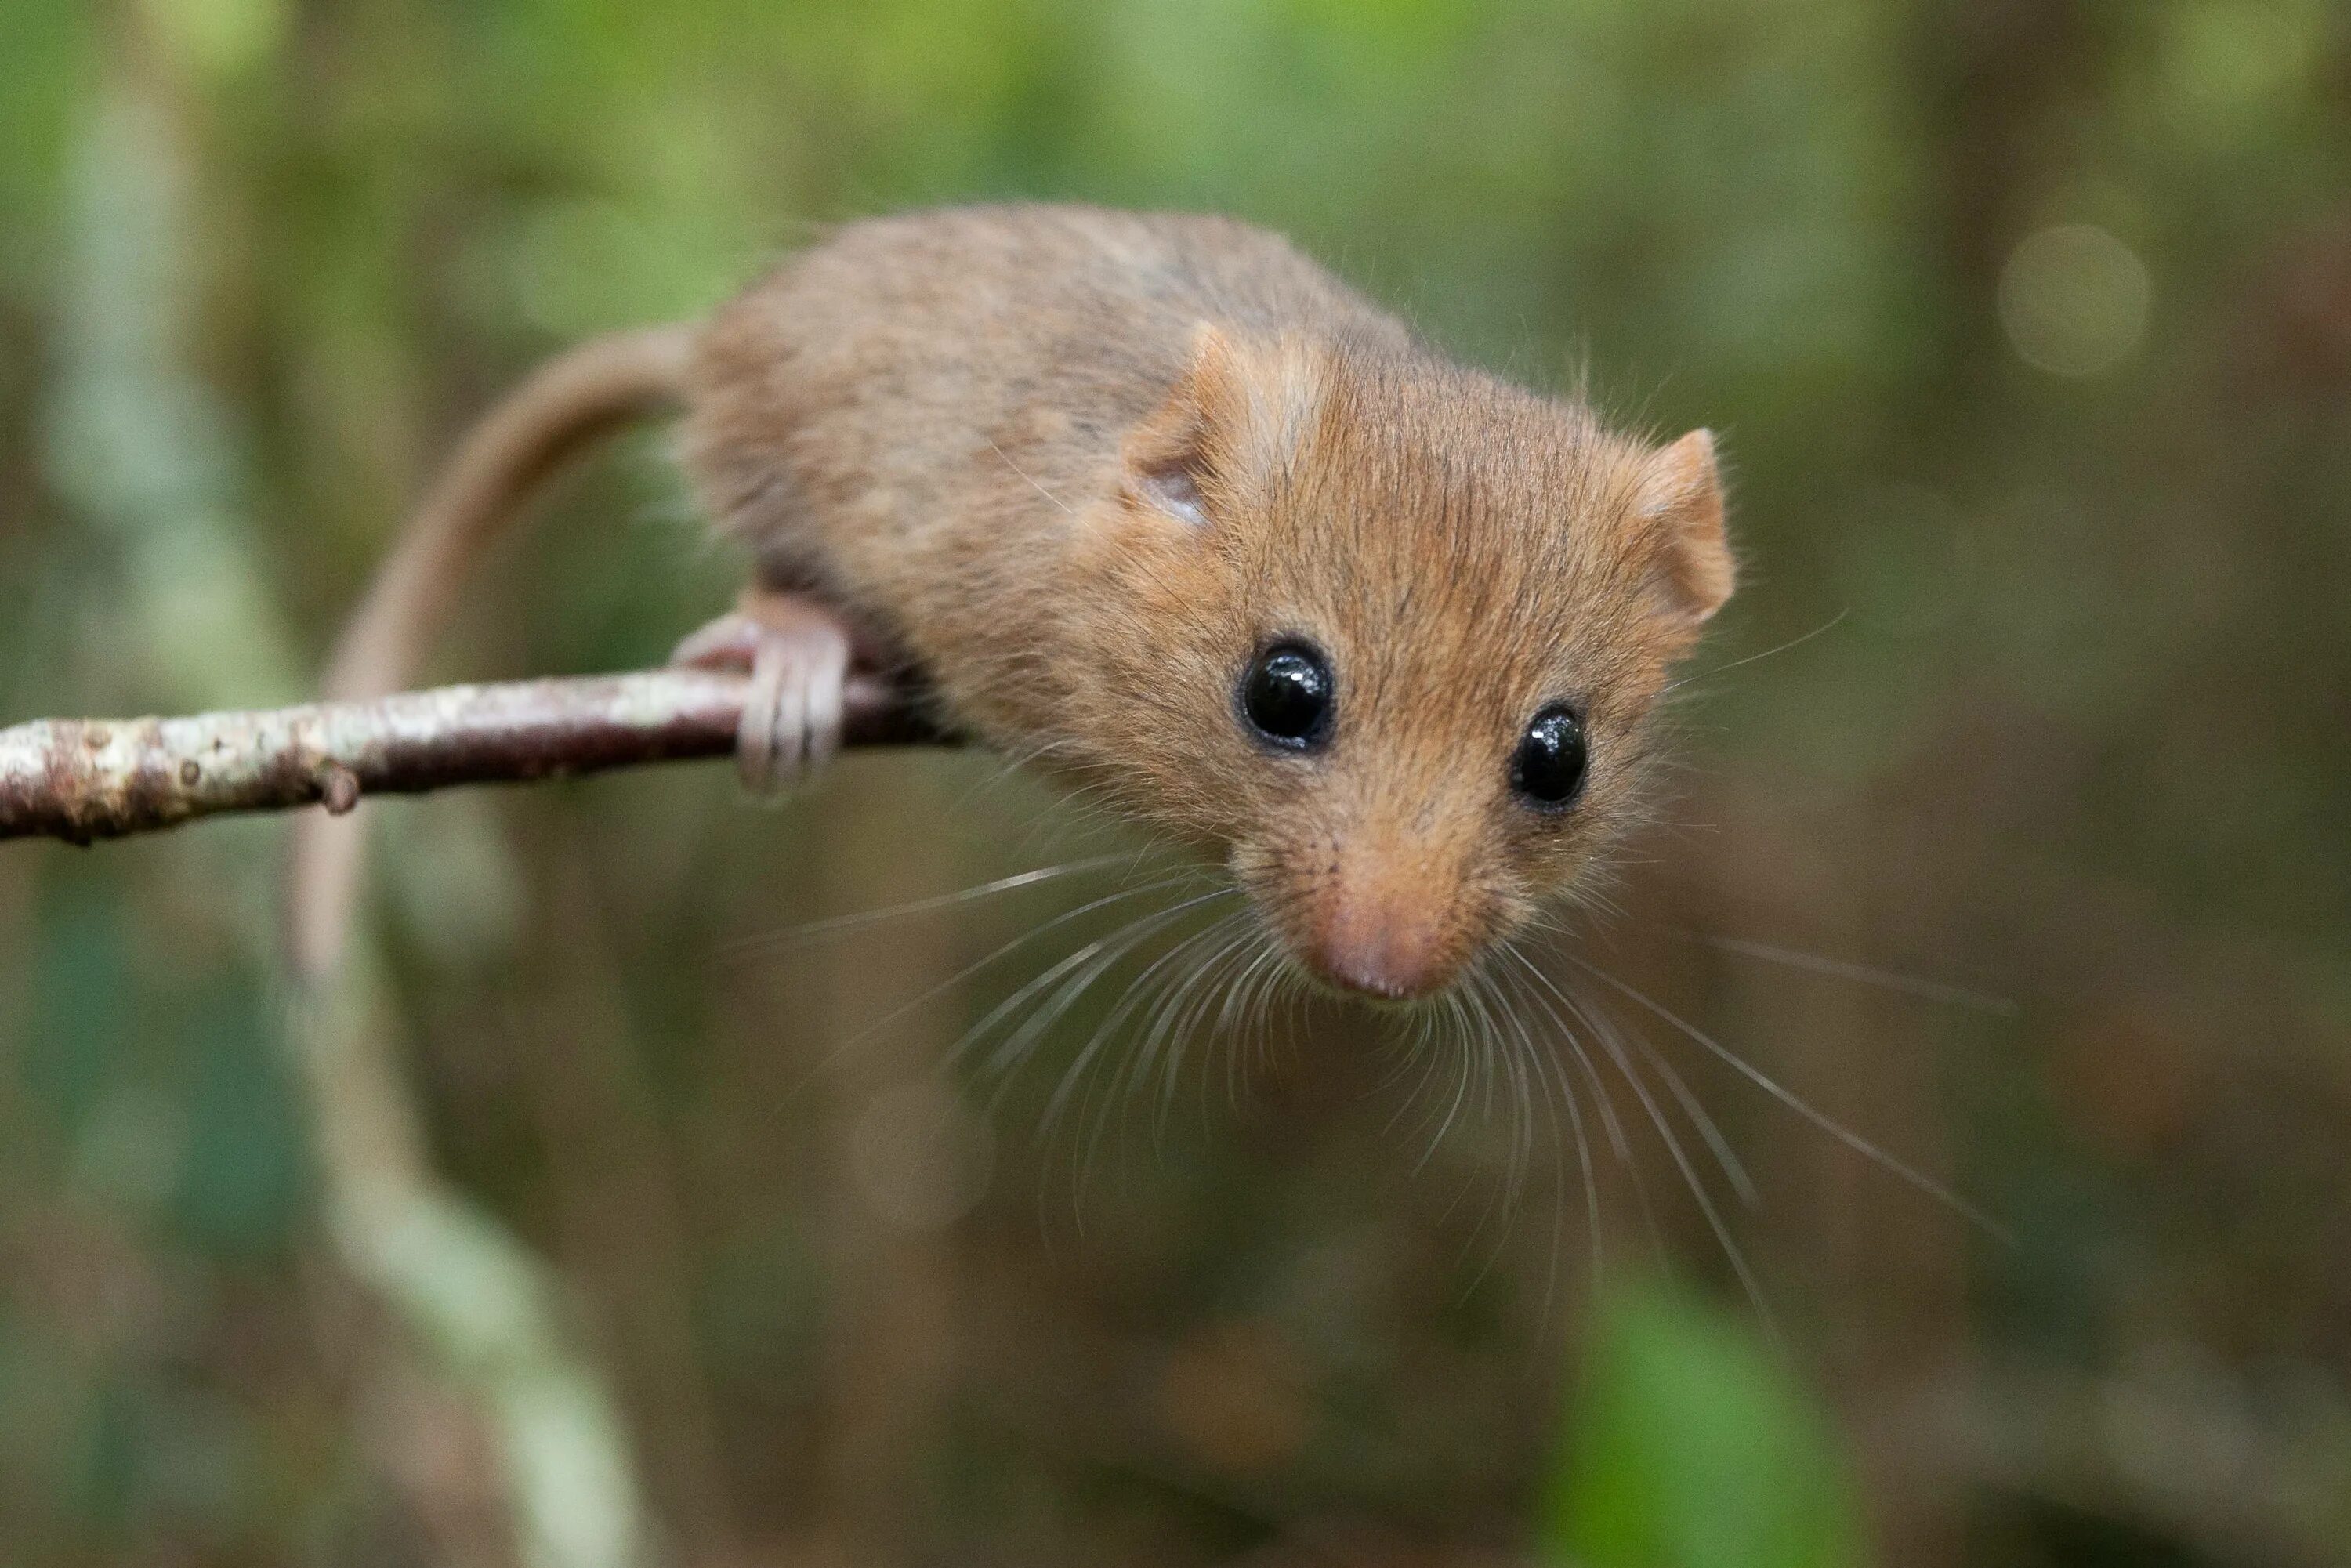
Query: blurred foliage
[[1545, 1280, 1862, 1568], [3, 2, 2350, 1566]]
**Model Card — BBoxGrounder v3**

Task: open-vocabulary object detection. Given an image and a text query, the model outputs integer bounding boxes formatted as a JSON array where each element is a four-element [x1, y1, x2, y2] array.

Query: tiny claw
[[669, 613, 762, 673], [672, 592, 854, 795]]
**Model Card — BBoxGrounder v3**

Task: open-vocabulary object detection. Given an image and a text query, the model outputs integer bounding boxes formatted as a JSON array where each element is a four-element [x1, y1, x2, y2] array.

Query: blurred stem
[[295, 953, 647, 1568], [512, 831, 747, 1562], [42, 35, 651, 1568], [815, 766, 967, 1563]]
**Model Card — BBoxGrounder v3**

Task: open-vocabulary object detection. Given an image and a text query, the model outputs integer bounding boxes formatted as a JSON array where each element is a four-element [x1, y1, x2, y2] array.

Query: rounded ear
[[1118, 324, 1234, 531], [1118, 323, 1320, 534], [1637, 429, 1734, 625]]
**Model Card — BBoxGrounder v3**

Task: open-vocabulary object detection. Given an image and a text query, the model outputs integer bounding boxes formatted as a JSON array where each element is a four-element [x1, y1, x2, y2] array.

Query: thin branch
[[0, 667, 939, 845]]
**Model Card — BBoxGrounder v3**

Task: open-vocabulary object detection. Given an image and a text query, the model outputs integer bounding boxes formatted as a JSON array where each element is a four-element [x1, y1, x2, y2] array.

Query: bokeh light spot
[[848, 1080, 994, 1231], [1998, 223, 2152, 377]]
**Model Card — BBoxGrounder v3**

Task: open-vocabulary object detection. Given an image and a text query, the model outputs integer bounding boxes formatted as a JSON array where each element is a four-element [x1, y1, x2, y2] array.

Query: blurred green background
[[3, 2, 2349, 1565]]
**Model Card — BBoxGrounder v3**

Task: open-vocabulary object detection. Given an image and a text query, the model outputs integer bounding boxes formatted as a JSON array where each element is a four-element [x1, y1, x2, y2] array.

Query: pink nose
[[1311, 896, 1450, 1001]]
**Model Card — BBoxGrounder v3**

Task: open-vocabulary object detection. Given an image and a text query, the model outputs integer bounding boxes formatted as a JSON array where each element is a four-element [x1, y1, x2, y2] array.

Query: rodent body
[[683, 206, 1412, 741], [295, 204, 1733, 1001]]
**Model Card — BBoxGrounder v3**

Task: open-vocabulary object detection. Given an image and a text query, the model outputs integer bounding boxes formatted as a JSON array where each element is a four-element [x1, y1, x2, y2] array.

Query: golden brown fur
[[682, 205, 1731, 994], [294, 204, 1730, 1000]]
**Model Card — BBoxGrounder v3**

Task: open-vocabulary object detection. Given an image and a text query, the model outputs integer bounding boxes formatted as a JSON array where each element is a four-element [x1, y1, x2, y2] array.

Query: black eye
[[1512, 704, 1588, 809], [1238, 640, 1335, 751]]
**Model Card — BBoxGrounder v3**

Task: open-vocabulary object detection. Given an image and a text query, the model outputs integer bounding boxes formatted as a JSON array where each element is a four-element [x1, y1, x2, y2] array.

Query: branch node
[[321, 765, 361, 815]]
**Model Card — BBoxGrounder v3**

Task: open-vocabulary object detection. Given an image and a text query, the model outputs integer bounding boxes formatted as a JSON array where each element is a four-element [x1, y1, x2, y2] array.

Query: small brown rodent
[[290, 204, 1732, 1001]]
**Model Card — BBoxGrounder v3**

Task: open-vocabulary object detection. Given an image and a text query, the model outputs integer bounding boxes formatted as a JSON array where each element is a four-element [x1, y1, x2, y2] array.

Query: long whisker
[[1371, 1000, 1436, 1103], [1505, 951, 1661, 1266], [1469, 976, 1504, 1172], [1514, 951, 1779, 1344], [1603, 997, 1759, 1209], [1416, 990, 1480, 1177], [1375, 1008, 1447, 1143], [1584, 990, 1780, 1346], [1567, 954, 2012, 1243], [1142, 914, 1257, 1137], [1216, 932, 1289, 1110], [1484, 956, 1570, 1320], [1688, 932, 2018, 1016], [1189, 922, 1270, 1124], [1171, 922, 1270, 1143], [722, 852, 1147, 956], [947, 897, 1221, 1159], [1514, 957, 1632, 1168], [1008, 900, 1244, 1239], [922, 879, 1200, 1055], [986, 435, 1074, 516], [770, 873, 1196, 1108], [1491, 962, 1541, 1204], [1215, 929, 1282, 1046], [954, 905, 1168, 1081], [1459, 962, 1530, 1215], [1664, 607, 1849, 692], [984, 886, 1240, 1093], [1029, 891, 1246, 1139], [1423, 992, 1500, 1234], [1496, 951, 1602, 1304], [1453, 963, 1543, 1295], [1050, 911, 1265, 1228], [1075, 907, 1244, 1142], [1076, 909, 1253, 1193]]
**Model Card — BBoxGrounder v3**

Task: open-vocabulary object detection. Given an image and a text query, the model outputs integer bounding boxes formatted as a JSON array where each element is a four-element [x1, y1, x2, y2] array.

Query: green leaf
[[1541, 1279, 1865, 1568]]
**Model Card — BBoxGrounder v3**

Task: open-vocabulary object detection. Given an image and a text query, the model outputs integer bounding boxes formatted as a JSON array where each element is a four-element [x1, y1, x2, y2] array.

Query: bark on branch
[[0, 668, 936, 844]]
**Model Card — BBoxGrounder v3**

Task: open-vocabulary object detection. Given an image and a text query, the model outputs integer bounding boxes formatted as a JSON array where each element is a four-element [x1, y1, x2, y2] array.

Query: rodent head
[[1063, 325, 1733, 1002]]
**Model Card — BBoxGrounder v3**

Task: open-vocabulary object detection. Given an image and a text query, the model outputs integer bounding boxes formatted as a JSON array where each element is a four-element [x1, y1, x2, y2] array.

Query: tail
[[285, 325, 697, 981]]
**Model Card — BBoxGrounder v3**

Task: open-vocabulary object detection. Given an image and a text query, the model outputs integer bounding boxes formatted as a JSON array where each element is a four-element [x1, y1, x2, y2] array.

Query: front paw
[[671, 594, 854, 795]]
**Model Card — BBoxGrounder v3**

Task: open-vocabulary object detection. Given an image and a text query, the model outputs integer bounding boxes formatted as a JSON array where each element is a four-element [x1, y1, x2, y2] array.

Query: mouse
[[288, 203, 1733, 1003]]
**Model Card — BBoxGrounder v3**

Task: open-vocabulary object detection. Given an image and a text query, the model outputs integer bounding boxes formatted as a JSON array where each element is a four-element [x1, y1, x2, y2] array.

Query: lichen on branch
[[0, 667, 927, 844]]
